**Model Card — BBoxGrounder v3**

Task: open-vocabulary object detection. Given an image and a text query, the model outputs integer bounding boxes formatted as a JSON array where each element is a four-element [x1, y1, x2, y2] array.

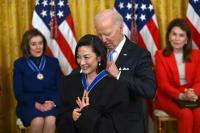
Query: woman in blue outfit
[[56, 34, 129, 133], [13, 29, 61, 133]]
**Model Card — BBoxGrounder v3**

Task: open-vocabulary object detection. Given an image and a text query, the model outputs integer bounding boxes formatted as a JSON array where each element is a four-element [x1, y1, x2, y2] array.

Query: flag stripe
[[56, 29, 76, 68], [138, 33, 147, 49], [59, 19, 76, 54], [51, 40, 73, 74], [66, 15, 77, 38], [139, 25, 158, 58], [114, 0, 161, 59], [32, 12, 73, 74], [186, 0, 200, 49], [123, 23, 131, 38], [32, 0, 77, 75], [186, 4, 200, 33], [186, 18, 200, 48], [146, 16, 161, 49], [113, 8, 132, 39], [192, 41, 199, 49], [33, 13, 72, 75]]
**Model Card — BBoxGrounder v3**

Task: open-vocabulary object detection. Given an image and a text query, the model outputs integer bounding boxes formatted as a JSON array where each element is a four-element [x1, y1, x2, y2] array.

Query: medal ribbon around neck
[[82, 70, 108, 92], [27, 56, 46, 77]]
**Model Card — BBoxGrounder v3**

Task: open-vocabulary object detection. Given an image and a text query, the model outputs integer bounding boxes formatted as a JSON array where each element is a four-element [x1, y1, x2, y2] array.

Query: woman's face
[[76, 46, 100, 76], [29, 35, 44, 57], [169, 26, 188, 52]]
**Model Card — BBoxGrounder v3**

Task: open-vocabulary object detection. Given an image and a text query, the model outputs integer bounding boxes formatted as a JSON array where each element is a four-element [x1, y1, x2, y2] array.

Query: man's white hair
[[94, 9, 123, 27]]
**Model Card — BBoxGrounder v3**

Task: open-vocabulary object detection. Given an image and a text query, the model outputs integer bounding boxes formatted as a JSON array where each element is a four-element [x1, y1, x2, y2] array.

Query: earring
[[98, 62, 101, 66]]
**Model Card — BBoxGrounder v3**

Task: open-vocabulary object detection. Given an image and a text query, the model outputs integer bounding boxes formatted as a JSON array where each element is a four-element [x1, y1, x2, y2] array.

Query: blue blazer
[[13, 55, 61, 126]]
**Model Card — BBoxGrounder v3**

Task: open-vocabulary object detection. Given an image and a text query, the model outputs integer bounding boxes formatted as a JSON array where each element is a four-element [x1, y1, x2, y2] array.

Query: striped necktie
[[108, 50, 115, 61]]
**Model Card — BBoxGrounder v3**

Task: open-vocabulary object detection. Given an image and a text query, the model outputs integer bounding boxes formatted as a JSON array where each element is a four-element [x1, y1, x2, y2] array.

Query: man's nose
[[101, 35, 107, 43]]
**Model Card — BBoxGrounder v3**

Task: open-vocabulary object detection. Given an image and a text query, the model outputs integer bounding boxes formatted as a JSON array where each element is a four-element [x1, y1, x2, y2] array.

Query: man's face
[[95, 18, 123, 50]]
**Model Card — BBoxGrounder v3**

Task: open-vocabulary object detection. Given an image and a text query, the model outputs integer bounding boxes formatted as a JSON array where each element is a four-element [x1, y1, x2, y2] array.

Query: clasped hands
[[179, 88, 198, 102], [35, 100, 56, 112], [72, 90, 90, 121]]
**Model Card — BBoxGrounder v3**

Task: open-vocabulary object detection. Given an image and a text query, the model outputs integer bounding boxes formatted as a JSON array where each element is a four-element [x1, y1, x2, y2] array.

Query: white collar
[[114, 35, 126, 54]]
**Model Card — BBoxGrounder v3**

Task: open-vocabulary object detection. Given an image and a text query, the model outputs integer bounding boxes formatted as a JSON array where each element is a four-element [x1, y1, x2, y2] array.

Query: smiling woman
[[56, 34, 129, 133]]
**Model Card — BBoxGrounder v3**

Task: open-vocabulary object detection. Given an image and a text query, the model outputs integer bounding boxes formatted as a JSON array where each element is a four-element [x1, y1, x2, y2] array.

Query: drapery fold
[[0, 0, 188, 132]]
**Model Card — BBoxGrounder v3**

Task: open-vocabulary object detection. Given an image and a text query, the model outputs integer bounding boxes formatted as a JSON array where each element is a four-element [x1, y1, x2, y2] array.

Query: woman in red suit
[[154, 18, 200, 133]]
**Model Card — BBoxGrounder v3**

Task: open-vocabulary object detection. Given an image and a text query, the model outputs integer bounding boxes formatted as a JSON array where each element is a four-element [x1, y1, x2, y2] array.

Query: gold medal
[[27, 56, 46, 80], [37, 73, 44, 80]]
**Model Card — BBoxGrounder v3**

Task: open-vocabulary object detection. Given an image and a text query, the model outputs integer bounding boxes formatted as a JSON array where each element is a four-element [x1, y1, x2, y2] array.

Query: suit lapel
[[167, 53, 180, 86], [167, 52, 194, 86], [115, 38, 130, 68], [185, 58, 193, 85]]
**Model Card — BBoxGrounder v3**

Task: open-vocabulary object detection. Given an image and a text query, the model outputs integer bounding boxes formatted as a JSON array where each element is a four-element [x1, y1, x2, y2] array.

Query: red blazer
[[154, 50, 200, 103]]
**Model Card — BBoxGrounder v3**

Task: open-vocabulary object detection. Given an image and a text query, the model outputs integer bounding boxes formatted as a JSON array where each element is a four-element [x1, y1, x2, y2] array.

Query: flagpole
[[130, 0, 138, 43]]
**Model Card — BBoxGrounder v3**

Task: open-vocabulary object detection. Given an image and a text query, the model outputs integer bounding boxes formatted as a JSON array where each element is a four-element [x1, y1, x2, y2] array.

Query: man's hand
[[106, 61, 120, 78]]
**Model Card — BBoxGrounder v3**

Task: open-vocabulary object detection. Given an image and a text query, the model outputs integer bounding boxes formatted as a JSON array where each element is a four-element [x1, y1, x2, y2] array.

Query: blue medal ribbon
[[82, 70, 108, 92], [27, 56, 46, 73]]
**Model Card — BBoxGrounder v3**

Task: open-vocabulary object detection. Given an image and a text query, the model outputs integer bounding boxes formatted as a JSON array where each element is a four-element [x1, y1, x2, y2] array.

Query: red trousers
[[155, 97, 200, 133]]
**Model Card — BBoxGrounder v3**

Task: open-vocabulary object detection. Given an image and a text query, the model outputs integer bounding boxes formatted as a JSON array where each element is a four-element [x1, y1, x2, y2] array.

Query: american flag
[[186, 0, 200, 49], [114, 0, 161, 58], [32, 0, 77, 75]]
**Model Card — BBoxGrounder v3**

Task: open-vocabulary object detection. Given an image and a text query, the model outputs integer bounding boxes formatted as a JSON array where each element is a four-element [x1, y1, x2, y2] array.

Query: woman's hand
[[35, 101, 56, 112], [179, 88, 198, 101], [43, 100, 56, 110], [76, 90, 90, 110], [35, 102, 46, 112], [73, 91, 90, 121], [72, 108, 82, 121], [185, 88, 198, 102]]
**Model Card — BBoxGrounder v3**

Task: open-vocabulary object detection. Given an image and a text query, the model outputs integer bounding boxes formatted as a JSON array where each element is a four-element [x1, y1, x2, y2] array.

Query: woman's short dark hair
[[75, 34, 107, 72], [163, 18, 192, 61], [21, 29, 47, 58]]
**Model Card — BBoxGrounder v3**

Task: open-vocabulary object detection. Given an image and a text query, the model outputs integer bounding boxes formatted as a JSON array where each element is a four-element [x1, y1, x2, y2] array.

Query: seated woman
[[154, 18, 200, 133], [56, 34, 129, 133], [13, 29, 61, 133]]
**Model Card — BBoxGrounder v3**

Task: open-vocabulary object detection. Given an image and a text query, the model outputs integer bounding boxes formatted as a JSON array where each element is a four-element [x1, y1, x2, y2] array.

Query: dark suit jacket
[[56, 73, 129, 133], [115, 37, 156, 133]]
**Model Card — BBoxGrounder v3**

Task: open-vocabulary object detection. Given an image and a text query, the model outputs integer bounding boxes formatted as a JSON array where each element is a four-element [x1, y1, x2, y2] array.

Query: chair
[[16, 118, 28, 133], [16, 118, 58, 133], [153, 109, 177, 133]]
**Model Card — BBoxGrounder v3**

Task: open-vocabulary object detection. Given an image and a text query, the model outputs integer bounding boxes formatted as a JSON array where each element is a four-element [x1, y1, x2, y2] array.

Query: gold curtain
[[0, 0, 188, 132], [0, 0, 35, 133]]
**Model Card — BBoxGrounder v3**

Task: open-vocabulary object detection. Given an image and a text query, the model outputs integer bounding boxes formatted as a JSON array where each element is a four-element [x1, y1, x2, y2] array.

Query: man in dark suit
[[94, 9, 156, 133]]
